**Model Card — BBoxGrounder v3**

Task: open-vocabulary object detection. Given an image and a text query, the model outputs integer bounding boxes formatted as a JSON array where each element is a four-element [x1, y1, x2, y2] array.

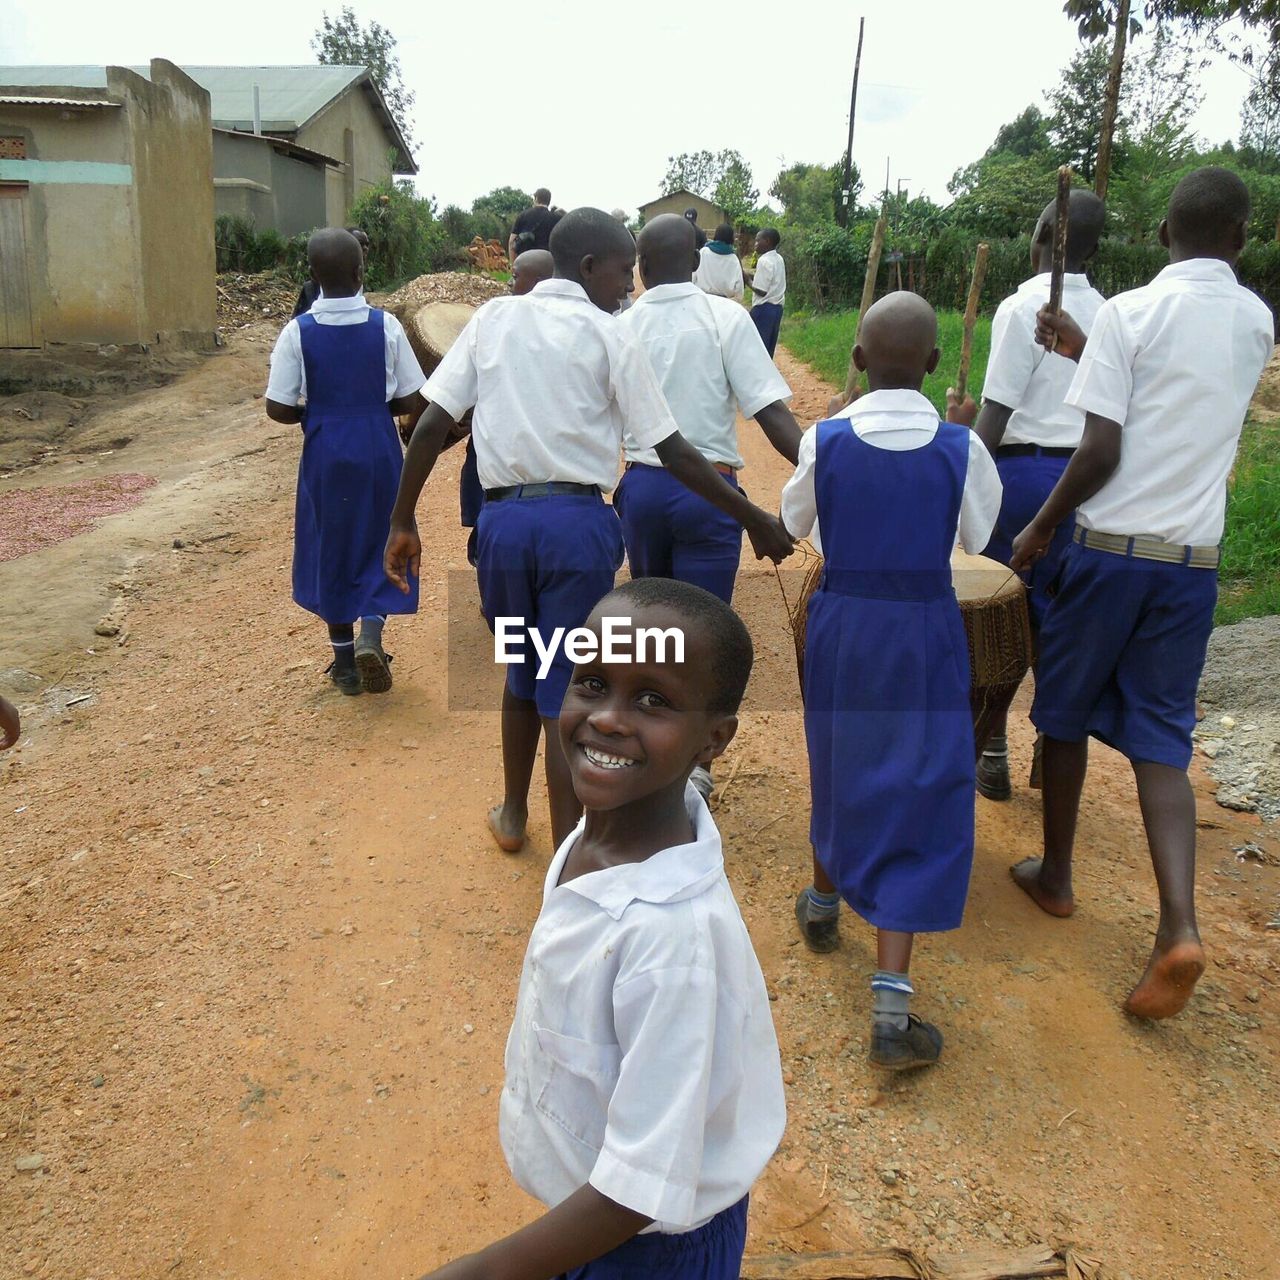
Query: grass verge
[[1218, 417, 1280, 625]]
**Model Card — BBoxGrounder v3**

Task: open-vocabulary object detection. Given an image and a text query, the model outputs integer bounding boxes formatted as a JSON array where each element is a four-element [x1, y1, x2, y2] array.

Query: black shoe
[[869, 1014, 943, 1070], [794, 890, 840, 953], [976, 751, 1012, 801], [354, 636, 393, 693], [326, 660, 362, 696]]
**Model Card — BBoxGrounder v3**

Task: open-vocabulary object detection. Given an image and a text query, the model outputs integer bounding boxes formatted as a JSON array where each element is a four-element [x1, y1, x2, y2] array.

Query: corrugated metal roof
[[0, 94, 119, 108], [0, 63, 416, 174]]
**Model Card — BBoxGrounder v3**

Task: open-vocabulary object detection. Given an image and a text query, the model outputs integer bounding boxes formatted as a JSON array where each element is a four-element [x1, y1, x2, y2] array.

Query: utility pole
[[837, 16, 865, 228]]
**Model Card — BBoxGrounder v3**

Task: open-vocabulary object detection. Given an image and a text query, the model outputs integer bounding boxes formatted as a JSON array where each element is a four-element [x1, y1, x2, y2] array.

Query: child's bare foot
[[487, 804, 527, 853], [1010, 857, 1074, 917], [1123, 936, 1205, 1019]]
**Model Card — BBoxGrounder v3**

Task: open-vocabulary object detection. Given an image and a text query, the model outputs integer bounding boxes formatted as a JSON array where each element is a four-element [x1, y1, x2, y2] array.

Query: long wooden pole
[[837, 17, 866, 228], [1094, 0, 1130, 198], [955, 241, 989, 400], [840, 209, 888, 402], [1048, 165, 1072, 317]]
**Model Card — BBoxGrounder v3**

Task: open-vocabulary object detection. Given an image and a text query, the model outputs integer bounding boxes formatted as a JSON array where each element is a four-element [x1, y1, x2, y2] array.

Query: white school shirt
[[981, 272, 1105, 448], [694, 245, 745, 300], [618, 283, 791, 470], [265, 295, 425, 404], [1065, 258, 1274, 547], [423, 278, 679, 493], [751, 250, 786, 308], [499, 785, 786, 1233], [780, 389, 1002, 556]]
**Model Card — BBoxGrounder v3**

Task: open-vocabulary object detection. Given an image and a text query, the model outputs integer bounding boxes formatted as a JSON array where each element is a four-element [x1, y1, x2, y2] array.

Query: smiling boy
[[414, 577, 785, 1280]]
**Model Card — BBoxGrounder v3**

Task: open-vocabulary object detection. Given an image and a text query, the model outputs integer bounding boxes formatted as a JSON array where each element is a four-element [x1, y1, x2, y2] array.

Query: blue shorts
[[615, 464, 743, 604], [983, 450, 1074, 630], [1032, 540, 1218, 769], [560, 1197, 748, 1280], [474, 492, 624, 718], [750, 303, 783, 357]]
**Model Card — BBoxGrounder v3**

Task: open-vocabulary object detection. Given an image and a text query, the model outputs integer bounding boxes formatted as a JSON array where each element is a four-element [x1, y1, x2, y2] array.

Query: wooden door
[[0, 186, 37, 348]]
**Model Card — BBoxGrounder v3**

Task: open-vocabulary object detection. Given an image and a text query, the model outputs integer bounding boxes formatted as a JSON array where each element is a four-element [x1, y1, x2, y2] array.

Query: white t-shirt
[[618, 283, 791, 470], [780, 388, 1001, 556], [751, 250, 786, 308], [423, 279, 680, 494], [499, 785, 786, 1233], [694, 245, 745, 300], [981, 272, 1105, 448], [1066, 258, 1274, 546], [265, 295, 426, 403]]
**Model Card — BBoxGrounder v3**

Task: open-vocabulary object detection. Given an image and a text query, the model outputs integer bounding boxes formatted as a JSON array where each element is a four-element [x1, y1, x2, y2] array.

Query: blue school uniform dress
[[1031, 261, 1273, 769], [797, 409, 982, 934], [291, 309, 419, 623]]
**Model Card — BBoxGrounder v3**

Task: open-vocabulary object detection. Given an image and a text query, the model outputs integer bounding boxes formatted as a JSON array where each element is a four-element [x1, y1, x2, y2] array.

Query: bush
[[215, 215, 308, 278], [348, 180, 448, 289]]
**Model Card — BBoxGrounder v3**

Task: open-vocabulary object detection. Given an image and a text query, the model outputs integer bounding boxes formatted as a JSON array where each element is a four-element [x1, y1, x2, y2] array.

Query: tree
[[770, 160, 852, 226], [1065, 0, 1280, 40], [662, 150, 720, 197], [712, 154, 759, 222], [661, 149, 756, 219], [1241, 77, 1280, 171], [990, 106, 1057, 160], [948, 154, 1065, 238], [313, 7, 416, 154], [472, 186, 534, 226], [1047, 40, 1119, 183]]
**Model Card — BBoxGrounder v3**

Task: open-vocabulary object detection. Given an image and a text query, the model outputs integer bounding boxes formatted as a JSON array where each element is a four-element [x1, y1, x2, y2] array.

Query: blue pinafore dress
[[803, 418, 974, 934], [293, 310, 418, 623]]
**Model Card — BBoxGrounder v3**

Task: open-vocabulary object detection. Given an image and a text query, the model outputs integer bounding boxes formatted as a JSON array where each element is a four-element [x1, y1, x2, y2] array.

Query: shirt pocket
[[531, 1024, 622, 1151]]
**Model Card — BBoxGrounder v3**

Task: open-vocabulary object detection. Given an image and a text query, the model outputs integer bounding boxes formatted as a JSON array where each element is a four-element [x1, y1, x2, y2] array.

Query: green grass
[[780, 308, 993, 418], [1217, 417, 1280, 625]]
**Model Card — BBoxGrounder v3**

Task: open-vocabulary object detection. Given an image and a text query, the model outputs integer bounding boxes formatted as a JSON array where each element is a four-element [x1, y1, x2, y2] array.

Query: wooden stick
[[841, 212, 889, 402], [741, 1243, 1100, 1279], [954, 241, 989, 400], [1048, 164, 1072, 318]]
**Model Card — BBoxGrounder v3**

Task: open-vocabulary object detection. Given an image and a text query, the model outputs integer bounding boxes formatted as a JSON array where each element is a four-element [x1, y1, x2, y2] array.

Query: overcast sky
[[1, 0, 1261, 215]]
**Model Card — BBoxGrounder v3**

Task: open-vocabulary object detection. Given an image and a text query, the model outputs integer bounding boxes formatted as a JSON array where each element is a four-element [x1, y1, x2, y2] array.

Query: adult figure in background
[[293, 227, 370, 318], [507, 188, 556, 264], [695, 223, 745, 299], [684, 207, 708, 250]]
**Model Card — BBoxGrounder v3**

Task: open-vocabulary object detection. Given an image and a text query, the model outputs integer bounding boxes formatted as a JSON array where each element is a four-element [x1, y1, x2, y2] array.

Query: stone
[[15, 1153, 45, 1172]]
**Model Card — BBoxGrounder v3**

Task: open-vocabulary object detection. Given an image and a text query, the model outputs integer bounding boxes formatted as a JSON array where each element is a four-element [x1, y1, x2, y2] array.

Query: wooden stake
[[841, 211, 888, 402], [1048, 164, 1072, 318], [954, 241, 989, 400], [741, 1243, 1104, 1279]]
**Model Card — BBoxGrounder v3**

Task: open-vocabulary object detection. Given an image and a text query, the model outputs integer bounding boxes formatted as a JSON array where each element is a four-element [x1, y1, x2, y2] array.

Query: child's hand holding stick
[[1045, 164, 1072, 352]]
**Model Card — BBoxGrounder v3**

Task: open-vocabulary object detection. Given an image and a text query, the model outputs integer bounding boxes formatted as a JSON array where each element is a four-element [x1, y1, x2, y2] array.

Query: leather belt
[[996, 444, 1076, 459], [624, 461, 737, 476], [483, 482, 600, 502], [1073, 525, 1220, 568]]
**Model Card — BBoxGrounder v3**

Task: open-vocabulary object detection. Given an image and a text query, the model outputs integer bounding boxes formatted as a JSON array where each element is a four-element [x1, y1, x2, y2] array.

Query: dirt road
[[2, 321, 1278, 1280]]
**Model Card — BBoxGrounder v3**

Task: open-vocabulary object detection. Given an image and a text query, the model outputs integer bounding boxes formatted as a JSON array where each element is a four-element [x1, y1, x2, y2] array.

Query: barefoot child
[[1013, 167, 1273, 1019], [782, 293, 1001, 1069], [385, 208, 794, 853], [414, 578, 785, 1280], [972, 189, 1107, 801], [747, 228, 786, 358], [266, 228, 427, 695]]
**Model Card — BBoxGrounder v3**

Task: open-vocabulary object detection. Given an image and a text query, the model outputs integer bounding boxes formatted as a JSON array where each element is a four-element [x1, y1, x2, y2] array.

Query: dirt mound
[[0, 391, 88, 470], [382, 271, 507, 321], [1196, 614, 1280, 816], [216, 271, 299, 331]]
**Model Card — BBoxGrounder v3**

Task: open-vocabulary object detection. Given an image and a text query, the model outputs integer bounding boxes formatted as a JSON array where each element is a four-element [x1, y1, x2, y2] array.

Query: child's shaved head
[[854, 292, 941, 389], [1035, 189, 1106, 270], [549, 208, 635, 276], [1166, 166, 1251, 258], [512, 249, 555, 295], [308, 227, 363, 296], [636, 214, 699, 287]]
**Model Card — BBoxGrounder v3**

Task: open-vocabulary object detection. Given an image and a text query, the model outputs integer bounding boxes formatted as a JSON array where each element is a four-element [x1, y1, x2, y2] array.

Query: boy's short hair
[[1167, 166, 1251, 251], [604, 578, 753, 717], [548, 207, 635, 274], [534, 187, 552, 205], [759, 227, 781, 249], [714, 223, 735, 243]]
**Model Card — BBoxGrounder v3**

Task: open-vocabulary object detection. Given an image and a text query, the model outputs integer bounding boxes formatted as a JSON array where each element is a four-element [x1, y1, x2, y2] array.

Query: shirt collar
[[1153, 258, 1239, 285], [549, 785, 725, 920], [310, 294, 366, 312], [532, 278, 592, 303], [1021, 271, 1090, 293], [840, 387, 938, 420], [635, 282, 701, 303]]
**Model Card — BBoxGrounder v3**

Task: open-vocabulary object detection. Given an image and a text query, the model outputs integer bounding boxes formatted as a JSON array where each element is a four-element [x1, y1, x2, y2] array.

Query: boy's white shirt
[[1065, 258, 1274, 546], [694, 245, 745, 299], [423, 278, 679, 493], [751, 250, 786, 307], [780, 389, 1002, 556], [618, 283, 791, 469], [499, 783, 786, 1233], [981, 272, 1105, 449], [265, 295, 425, 403]]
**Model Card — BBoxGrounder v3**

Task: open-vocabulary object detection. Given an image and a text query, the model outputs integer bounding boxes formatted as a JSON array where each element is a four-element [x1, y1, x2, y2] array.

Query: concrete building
[[637, 189, 726, 231], [0, 64, 417, 233], [0, 59, 215, 349]]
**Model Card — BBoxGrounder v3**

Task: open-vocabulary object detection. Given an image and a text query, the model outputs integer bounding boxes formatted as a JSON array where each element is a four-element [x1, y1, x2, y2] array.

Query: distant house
[[0, 64, 418, 234], [637, 190, 725, 231], [0, 59, 215, 349]]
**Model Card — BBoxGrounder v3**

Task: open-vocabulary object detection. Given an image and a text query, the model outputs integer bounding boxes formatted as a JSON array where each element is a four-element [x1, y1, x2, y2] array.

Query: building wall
[[213, 130, 325, 237], [640, 193, 725, 230], [298, 84, 394, 224]]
